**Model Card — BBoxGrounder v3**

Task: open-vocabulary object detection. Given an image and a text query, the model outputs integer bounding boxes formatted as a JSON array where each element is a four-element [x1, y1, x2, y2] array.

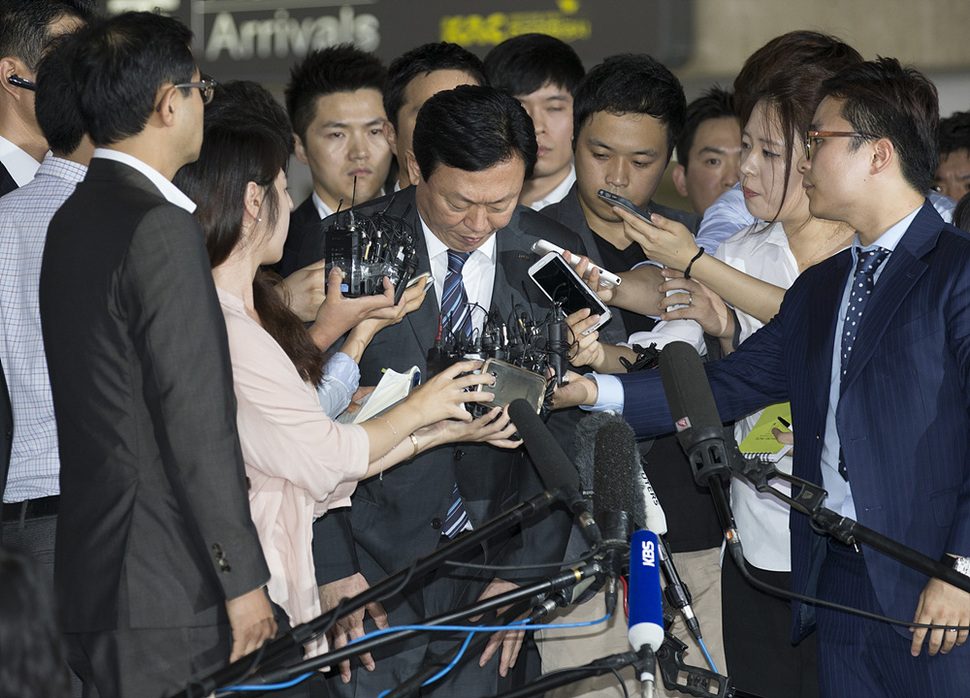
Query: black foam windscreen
[[508, 398, 581, 492], [657, 341, 723, 455], [592, 418, 647, 532], [573, 411, 619, 498]]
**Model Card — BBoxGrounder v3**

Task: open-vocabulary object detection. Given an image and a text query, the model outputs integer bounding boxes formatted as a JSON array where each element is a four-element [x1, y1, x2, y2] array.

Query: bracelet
[[684, 247, 705, 279], [375, 416, 397, 438], [408, 433, 420, 459]]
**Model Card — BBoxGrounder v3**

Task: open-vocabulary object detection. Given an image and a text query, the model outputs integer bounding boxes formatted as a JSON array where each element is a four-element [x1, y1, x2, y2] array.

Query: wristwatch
[[942, 554, 970, 578]]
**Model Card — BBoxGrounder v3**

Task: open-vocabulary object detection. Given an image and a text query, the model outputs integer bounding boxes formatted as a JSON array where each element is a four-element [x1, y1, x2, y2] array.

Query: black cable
[[441, 549, 598, 573], [609, 667, 631, 698], [733, 553, 970, 631]]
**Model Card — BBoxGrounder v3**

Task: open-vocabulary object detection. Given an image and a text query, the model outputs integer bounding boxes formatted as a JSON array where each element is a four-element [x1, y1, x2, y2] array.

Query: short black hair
[[383, 42, 485, 131], [34, 34, 85, 155], [0, 0, 95, 70], [412, 84, 536, 182], [675, 87, 735, 172], [938, 111, 970, 158], [573, 54, 686, 161], [821, 57, 939, 195], [484, 33, 584, 98], [210, 79, 294, 154], [285, 44, 385, 142], [68, 12, 195, 146]]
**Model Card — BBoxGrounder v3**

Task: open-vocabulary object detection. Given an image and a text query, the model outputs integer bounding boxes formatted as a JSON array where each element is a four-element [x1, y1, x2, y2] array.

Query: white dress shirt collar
[[92, 148, 196, 213], [529, 164, 576, 211], [0, 133, 43, 186], [311, 190, 335, 220]]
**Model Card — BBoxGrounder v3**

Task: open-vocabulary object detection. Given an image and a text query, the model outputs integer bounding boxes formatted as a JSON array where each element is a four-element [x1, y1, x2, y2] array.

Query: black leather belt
[[2, 495, 60, 522]]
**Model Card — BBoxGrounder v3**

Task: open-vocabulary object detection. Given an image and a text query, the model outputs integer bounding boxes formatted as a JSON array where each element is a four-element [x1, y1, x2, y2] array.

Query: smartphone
[[473, 358, 546, 414], [597, 189, 659, 226], [528, 252, 612, 332], [530, 239, 621, 289]]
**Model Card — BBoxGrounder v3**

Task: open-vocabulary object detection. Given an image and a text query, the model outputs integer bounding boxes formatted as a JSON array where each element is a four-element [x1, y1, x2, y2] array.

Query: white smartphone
[[530, 239, 622, 289], [528, 252, 612, 333]]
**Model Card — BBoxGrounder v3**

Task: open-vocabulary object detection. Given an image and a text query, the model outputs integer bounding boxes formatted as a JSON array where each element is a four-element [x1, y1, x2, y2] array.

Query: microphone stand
[[489, 634, 764, 698], [212, 563, 605, 693], [170, 489, 567, 698], [731, 452, 970, 594]]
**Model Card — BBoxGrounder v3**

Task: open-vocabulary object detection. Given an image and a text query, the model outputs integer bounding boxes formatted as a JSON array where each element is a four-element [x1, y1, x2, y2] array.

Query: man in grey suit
[[39, 13, 274, 698], [299, 85, 584, 695]]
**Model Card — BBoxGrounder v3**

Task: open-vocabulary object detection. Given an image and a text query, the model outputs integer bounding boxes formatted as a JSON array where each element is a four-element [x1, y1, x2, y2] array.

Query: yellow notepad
[[738, 402, 793, 462]]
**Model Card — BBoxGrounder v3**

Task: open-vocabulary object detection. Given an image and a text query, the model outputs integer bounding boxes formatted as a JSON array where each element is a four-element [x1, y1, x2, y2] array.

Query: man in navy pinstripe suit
[[555, 58, 970, 697]]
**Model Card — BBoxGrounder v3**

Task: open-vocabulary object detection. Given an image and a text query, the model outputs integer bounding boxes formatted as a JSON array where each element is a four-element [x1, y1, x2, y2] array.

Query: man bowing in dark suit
[[556, 58, 970, 698], [299, 84, 584, 696], [39, 13, 274, 698]]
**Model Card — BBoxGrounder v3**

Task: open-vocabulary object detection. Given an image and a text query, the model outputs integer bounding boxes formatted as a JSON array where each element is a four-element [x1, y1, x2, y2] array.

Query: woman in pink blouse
[[173, 85, 516, 656]]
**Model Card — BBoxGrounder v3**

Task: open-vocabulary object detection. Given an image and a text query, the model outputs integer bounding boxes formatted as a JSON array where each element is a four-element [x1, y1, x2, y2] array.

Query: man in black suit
[[279, 45, 391, 279], [39, 13, 274, 698], [299, 85, 583, 695]]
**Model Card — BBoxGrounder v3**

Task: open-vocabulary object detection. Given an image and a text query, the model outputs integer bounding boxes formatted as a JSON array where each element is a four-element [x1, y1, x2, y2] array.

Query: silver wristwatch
[[943, 554, 970, 578]]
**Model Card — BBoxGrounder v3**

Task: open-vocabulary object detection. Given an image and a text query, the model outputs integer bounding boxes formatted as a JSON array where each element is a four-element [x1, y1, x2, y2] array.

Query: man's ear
[[869, 137, 896, 177], [405, 149, 422, 186], [153, 84, 180, 126], [383, 120, 397, 152], [672, 163, 689, 198], [293, 133, 309, 166], [0, 56, 27, 100]]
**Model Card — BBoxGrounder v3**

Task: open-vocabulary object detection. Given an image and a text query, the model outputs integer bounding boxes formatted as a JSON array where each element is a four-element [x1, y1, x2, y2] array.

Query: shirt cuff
[[316, 353, 360, 418], [582, 373, 625, 413]]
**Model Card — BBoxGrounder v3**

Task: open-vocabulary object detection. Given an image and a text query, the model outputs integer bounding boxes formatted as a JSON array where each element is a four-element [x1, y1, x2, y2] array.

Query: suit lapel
[[806, 252, 850, 412], [399, 190, 443, 356], [491, 209, 543, 322], [840, 203, 938, 394]]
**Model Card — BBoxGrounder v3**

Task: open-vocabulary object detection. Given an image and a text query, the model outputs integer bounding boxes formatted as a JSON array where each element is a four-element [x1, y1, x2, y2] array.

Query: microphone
[[658, 342, 744, 567], [590, 415, 644, 615], [581, 412, 704, 643], [629, 529, 664, 696], [508, 399, 601, 546]]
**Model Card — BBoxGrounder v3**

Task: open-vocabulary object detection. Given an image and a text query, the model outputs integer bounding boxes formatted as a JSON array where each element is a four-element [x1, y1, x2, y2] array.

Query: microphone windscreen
[[592, 418, 647, 530], [628, 529, 665, 651], [574, 411, 620, 498], [508, 398, 580, 492], [658, 341, 722, 454]]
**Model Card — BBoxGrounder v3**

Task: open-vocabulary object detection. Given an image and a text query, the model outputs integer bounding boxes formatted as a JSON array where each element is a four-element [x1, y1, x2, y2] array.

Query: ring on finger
[[688, 292, 694, 306], [948, 628, 958, 633]]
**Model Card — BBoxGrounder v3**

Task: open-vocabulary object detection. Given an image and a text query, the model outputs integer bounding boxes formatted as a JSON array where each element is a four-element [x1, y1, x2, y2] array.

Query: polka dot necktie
[[837, 247, 890, 480], [440, 250, 471, 538]]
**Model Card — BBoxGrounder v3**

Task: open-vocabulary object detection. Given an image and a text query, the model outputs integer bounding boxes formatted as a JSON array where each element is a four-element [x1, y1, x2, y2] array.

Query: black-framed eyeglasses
[[805, 130, 875, 160], [174, 77, 217, 105], [7, 75, 36, 91]]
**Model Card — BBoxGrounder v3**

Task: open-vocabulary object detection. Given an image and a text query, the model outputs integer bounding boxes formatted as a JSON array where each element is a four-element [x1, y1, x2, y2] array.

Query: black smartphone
[[597, 189, 656, 225]]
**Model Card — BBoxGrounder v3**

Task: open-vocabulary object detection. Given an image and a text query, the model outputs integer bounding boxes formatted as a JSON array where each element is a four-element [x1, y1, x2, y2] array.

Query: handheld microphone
[[508, 399, 601, 545], [592, 416, 645, 615], [629, 529, 664, 696], [658, 342, 744, 567]]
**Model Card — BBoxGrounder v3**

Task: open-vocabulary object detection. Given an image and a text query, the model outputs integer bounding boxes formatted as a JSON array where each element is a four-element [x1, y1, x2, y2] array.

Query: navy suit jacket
[[277, 195, 320, 278], [615, 202, 970, 639]]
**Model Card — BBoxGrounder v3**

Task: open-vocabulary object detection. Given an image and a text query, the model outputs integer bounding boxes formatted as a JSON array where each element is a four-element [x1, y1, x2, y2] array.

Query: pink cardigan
[[218, 288, 369, 653]]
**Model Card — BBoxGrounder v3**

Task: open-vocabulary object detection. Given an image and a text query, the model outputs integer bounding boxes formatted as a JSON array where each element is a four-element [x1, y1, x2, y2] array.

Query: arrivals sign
[[102, 1, 692, 82]]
